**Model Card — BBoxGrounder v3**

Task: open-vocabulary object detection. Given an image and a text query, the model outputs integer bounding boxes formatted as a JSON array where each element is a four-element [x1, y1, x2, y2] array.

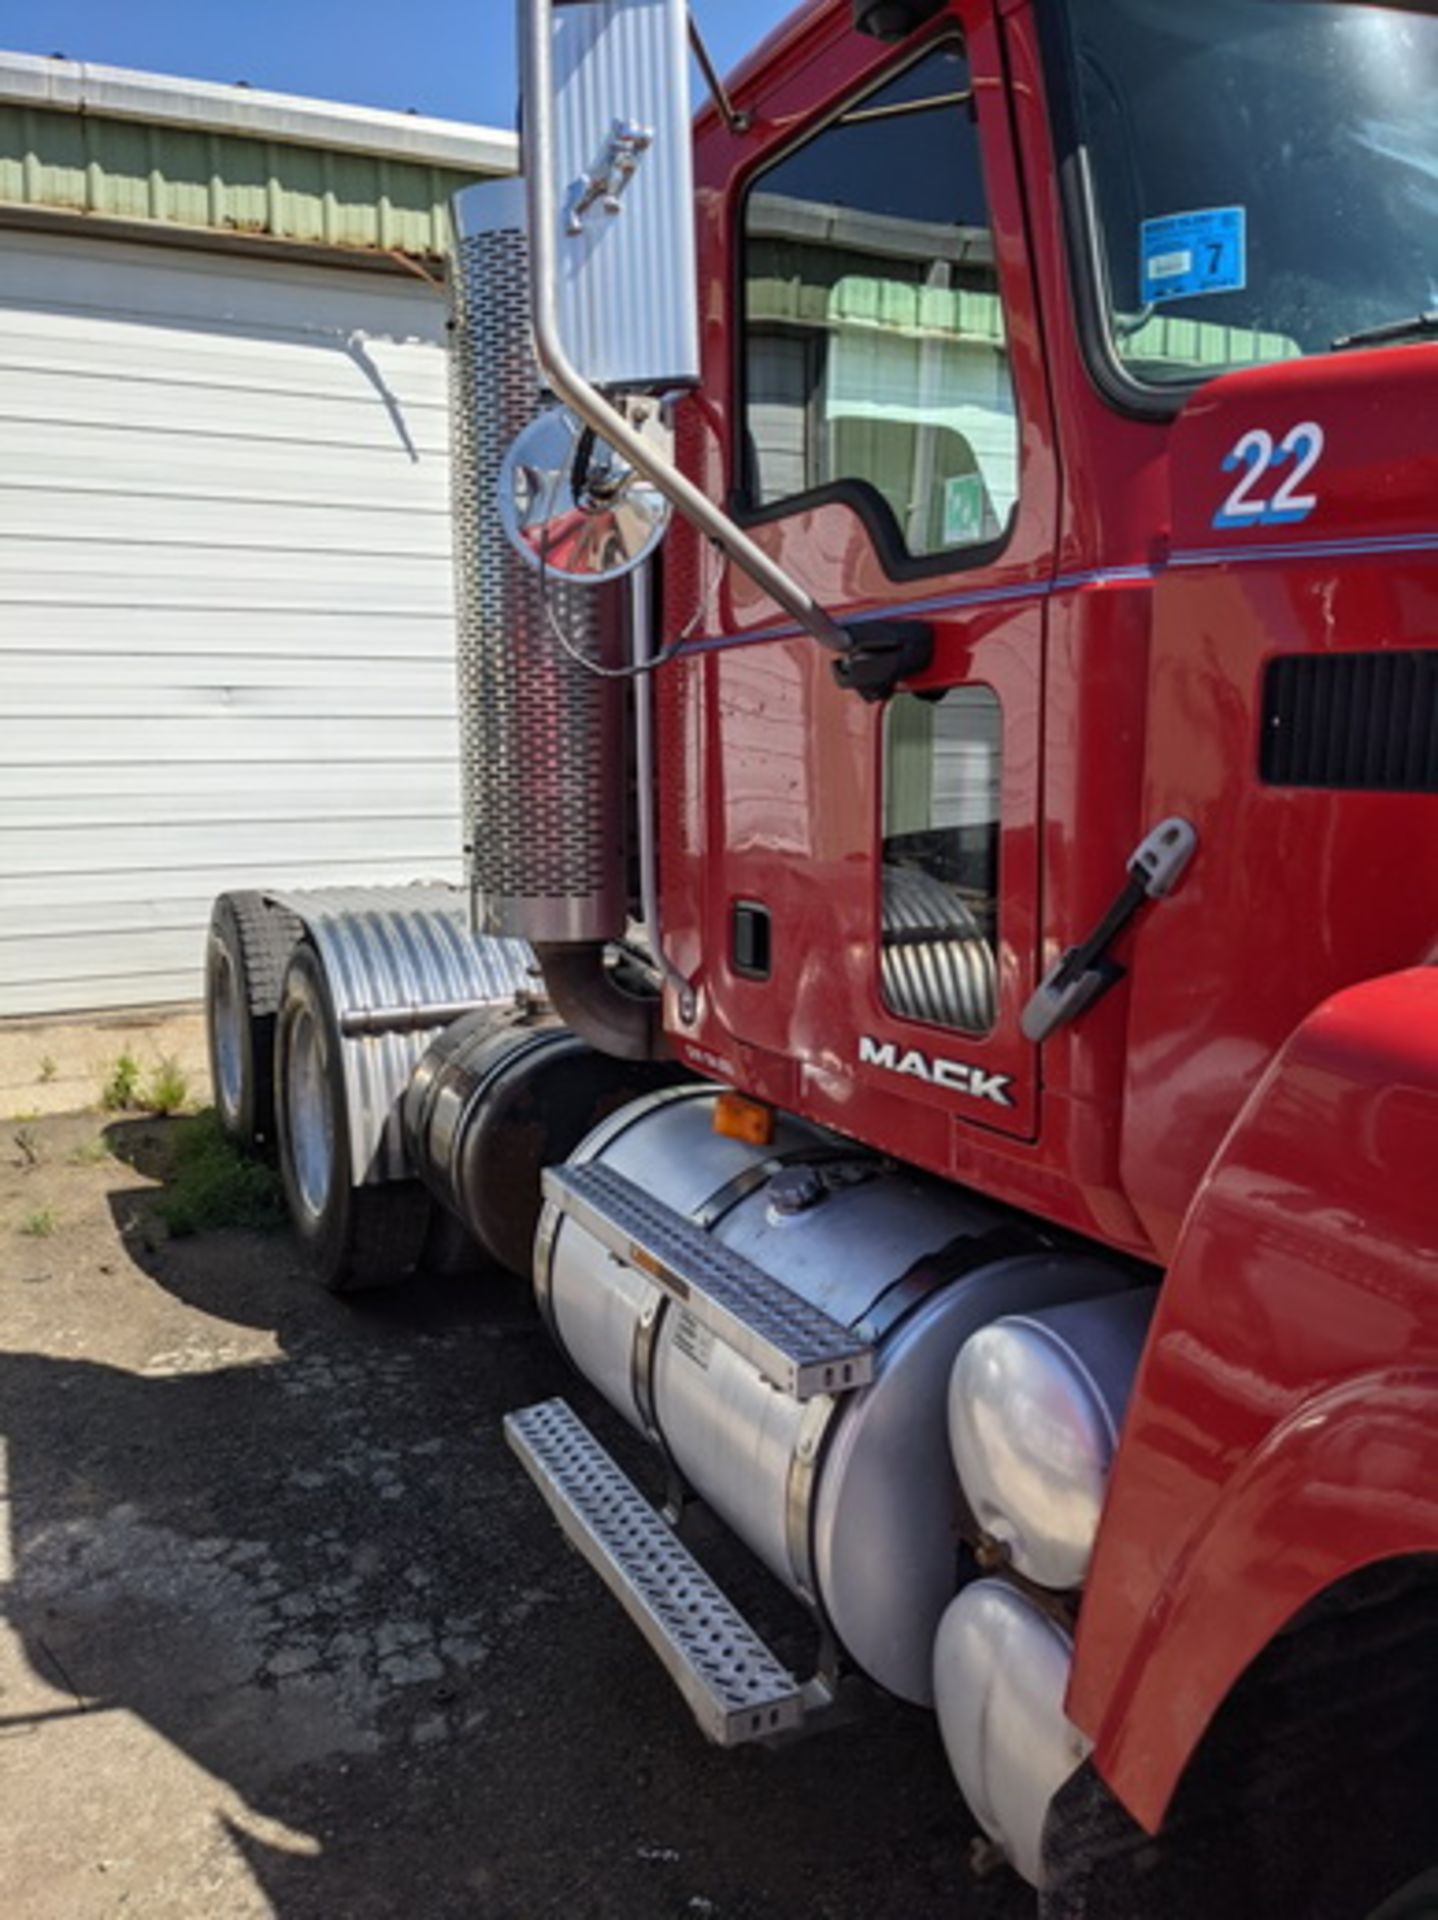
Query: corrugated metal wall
[[0, 104, 472, 256], [0, 228, 463, 1015]]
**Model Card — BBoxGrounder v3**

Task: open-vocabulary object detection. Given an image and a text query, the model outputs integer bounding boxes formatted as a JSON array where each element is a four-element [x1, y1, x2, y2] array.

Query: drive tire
[[206, 890, 301, 1154], [274, 941, 427, 1292]]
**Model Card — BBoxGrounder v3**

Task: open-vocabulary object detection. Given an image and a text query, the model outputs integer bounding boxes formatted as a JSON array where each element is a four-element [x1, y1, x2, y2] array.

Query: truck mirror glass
[[498, 406, 673, 584], [522, 0, 700, 393]]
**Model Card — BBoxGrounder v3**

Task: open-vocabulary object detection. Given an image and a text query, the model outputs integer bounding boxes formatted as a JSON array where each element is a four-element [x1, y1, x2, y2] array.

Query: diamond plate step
[[505, 1398, 804, 1746], [543, 1161, 874, 1400]]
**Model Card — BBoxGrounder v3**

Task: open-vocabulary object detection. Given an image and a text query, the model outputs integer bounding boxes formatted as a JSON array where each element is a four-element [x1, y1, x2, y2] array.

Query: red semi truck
[[215, 1, 1438, 1912]]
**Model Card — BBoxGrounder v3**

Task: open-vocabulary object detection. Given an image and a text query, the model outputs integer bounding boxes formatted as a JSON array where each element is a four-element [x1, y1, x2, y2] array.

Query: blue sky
[[0, 1, 798, 130]]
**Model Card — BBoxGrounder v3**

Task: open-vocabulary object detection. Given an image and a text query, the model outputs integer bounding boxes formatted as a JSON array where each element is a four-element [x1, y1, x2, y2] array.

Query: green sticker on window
[[942, 472, 986, 548]]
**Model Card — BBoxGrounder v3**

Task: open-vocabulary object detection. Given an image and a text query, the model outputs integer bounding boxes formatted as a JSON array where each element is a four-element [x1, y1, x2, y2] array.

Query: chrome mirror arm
[[520, 0, 849, 656]]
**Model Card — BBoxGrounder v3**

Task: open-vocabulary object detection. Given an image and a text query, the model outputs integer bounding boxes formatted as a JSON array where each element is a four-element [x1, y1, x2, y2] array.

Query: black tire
[[273, 941, 428, 1293], [205, 890, 301, 1154], [1042, 1562, 1438, 1920]]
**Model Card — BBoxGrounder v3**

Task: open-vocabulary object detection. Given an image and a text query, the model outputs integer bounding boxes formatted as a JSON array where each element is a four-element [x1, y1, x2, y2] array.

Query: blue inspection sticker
[[1140, 207, 1247, 304]]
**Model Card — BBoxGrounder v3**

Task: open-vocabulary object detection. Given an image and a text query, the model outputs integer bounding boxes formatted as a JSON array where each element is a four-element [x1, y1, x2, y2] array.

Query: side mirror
[[498, 406, 673, 584], [523, 0, 699, 392]]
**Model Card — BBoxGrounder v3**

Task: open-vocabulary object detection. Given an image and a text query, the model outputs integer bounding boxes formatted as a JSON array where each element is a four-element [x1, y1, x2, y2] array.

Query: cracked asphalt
[[0, 1109, 1031, 1919]]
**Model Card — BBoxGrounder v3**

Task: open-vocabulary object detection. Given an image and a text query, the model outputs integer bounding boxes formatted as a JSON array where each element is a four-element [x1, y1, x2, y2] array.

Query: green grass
[[67, 1136, 114, 1167], [18, 1208, 56, 1238], [152, 1109, 284, 1237], [100, 1051, 143, 1113], [37, 1053, 57, 1085], [144, 1056, 190, 1116]]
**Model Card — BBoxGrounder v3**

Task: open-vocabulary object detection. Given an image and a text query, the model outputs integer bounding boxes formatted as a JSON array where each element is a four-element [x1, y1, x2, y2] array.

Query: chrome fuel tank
[[536, 1088, 1123, 1703]]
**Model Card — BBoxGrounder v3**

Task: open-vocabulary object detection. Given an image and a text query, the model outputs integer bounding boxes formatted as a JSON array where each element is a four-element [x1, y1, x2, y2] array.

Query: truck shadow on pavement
[[0, 1118, 1024, 1920]]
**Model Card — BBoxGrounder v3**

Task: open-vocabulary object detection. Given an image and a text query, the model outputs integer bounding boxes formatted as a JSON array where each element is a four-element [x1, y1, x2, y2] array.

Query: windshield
[[1056, 0, 1438, 387]]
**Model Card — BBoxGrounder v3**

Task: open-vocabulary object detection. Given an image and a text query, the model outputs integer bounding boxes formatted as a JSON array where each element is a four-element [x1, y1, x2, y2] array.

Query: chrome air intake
[[536, 1087, 1123, 1704], [449, 179, 628, 946]]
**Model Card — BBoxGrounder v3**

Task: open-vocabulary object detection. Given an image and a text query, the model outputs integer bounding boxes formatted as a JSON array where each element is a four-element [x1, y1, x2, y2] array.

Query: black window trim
[[729, 27, 1023, 585]]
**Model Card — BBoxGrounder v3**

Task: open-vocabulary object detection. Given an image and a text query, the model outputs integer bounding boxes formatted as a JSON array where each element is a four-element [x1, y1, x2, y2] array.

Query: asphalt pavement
[[0, 1110, 1031, 1920]]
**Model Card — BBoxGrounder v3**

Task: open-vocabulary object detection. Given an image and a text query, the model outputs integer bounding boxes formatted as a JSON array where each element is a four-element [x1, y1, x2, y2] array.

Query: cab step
[[504, 1397, 805, 1747], [542, 1161, 874, 1400]]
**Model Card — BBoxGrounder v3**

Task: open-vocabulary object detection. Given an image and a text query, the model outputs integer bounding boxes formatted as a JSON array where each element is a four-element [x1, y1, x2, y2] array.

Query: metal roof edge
[[0, 49, 519, 173]]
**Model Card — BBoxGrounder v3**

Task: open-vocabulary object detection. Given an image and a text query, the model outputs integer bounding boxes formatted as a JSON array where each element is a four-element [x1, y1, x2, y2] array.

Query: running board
[[542, 1161, 873, 1400], [505, 1398, 805, 1747]]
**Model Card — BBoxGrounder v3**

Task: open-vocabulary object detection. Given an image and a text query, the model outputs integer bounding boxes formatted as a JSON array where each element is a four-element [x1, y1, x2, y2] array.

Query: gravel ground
[[0, 1110, 1032, 1920]]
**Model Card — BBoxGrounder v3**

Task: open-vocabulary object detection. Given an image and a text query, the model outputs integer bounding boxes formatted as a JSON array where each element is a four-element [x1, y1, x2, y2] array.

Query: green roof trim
[[0, 102, 501, 259]]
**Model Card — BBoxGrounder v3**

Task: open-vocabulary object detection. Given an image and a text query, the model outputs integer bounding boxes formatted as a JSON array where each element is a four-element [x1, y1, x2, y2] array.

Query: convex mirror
[[498, 404, 673, 584]]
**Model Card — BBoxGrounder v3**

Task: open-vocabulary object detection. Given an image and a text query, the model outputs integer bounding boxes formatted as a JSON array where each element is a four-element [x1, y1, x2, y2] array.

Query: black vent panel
[[1261, 651, 1438, 791]]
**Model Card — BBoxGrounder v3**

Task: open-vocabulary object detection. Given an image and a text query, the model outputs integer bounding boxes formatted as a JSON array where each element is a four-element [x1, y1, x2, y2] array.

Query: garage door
[[0, 229, 463, 1017]]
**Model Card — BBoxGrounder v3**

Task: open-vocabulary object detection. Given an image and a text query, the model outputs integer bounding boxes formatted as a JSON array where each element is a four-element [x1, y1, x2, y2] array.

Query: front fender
[[1070, 968, 1438, 1831]]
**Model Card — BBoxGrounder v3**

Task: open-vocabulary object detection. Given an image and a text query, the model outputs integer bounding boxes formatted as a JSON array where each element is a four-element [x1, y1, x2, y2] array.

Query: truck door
[[668, 8, 1055, 1158]]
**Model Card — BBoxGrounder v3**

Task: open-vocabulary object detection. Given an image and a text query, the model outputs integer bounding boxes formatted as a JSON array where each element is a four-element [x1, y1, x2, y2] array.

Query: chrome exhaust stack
[[448, 180, 630, 953]]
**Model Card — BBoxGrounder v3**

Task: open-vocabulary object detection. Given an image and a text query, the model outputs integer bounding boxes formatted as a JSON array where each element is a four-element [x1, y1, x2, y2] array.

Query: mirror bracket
[[830, 622, 934, 703], [521, 0, 850, 656]]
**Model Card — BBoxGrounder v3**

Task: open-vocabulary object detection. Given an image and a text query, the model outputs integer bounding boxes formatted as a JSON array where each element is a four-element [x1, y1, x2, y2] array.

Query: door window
[[881, 686, 1001, 1035], [741, 43, 1019, 563]]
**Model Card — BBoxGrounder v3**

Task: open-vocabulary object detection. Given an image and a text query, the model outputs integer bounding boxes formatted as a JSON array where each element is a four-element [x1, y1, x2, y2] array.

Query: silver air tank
[[947, 1287, 1157, 1590], [933, 1285, 1157, 1886], [536, 1087, 1123, 1704], [448, 179, 628, 947], [932, 1580, 1092, 1888]]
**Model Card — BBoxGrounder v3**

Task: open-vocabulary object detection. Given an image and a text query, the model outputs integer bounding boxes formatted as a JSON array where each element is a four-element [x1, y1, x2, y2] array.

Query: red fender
[[1069, 967, 1438, 1832]]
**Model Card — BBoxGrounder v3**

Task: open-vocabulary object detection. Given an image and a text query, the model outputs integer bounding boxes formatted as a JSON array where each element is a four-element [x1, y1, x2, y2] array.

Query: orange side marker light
[[712, 1090, 775, 1147]]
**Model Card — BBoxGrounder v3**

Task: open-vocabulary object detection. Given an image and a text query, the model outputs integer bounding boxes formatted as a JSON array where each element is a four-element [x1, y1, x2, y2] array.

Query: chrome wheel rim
[[287, 1003, 334, 1222], [210, 942, 244, 1123]]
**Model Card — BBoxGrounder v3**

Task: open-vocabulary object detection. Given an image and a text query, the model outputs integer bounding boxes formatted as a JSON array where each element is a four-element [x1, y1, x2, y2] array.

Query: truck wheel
[[1042, 1562, 1438, 1920], [274, 941, 427, 1292], [206, 891, 301, 1154]]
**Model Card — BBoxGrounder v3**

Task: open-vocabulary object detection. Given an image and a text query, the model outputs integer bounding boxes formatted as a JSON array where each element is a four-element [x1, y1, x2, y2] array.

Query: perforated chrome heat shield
[[449, 179, 628, 945]]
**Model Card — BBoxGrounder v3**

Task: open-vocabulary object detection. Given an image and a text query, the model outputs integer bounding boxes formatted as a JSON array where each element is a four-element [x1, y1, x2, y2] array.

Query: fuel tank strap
[[690, 1147, 877, 1232]]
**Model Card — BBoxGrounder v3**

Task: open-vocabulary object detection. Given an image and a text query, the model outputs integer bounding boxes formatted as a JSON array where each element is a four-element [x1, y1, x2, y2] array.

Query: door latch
[[1020, 817, 1197, 1043]]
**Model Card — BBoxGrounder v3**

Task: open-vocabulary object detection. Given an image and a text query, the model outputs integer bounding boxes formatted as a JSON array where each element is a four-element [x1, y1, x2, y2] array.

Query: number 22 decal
[[1213, 422, 1325, 530]]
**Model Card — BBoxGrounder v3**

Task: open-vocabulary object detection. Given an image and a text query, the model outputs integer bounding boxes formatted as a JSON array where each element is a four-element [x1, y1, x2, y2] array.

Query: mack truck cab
[[435, 1, 1438, 1911]]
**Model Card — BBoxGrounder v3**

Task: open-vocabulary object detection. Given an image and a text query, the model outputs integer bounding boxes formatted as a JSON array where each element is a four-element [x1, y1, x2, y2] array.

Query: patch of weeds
[[37, 1054, 57, 1084], [100, 1051, 143, 1112], [13, 1126, 41, 1169], [18, 1208, 57, 1238], [152, 1109, 284, 1237], [144, 1056, 189, 1115], [10, 1107, 40, 1125], [67, 1136, 114, 1168]]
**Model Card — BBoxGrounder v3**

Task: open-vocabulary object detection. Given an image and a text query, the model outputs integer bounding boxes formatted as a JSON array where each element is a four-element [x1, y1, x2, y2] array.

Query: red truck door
[[667, 5, 1057, 1164]]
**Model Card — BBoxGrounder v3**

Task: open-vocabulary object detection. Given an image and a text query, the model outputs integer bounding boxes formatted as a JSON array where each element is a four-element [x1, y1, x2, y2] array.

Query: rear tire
[[274, 941, 427, 1292], [206, 891, 301, 1153]]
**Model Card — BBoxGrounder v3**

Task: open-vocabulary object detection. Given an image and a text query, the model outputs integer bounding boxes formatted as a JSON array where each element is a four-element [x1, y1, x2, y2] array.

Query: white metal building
[[0, 55, 515, 1016]]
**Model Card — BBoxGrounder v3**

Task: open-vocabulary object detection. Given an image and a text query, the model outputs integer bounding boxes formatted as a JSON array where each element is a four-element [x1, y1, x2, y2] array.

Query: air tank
[[947, 1288, 1157, 1590], [932, 1579, 1091, 1887]]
